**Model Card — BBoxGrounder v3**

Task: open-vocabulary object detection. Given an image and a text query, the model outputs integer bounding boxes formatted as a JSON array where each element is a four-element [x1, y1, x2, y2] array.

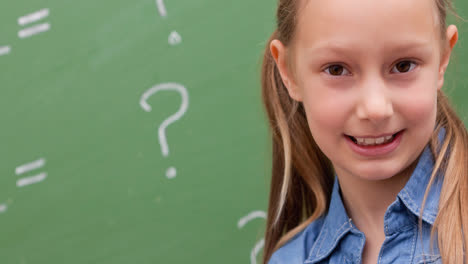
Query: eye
[[324, 64, 350, 76], [391, 60, 417, 73]]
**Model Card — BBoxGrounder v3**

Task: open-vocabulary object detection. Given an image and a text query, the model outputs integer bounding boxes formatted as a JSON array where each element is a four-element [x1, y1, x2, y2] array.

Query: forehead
[[294, 0, 440, 52]]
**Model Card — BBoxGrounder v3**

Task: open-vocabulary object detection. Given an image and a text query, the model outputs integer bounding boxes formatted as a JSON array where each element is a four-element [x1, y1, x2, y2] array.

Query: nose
[[356, 78, 394, 123]]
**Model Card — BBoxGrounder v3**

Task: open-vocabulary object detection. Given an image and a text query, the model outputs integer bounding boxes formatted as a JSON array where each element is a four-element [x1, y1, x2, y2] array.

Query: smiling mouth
[[346, 130, 403, 146]]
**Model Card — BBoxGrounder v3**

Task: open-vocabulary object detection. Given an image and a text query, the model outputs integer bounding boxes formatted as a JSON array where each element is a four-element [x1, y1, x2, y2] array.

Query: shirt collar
[[397, 128, 445, 225], [305, 175, 354, 263], [305, 128, 445, 263]]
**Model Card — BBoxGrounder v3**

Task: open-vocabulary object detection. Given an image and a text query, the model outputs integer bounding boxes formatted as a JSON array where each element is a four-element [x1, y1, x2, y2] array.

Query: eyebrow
[[309, 41, 432, 55]]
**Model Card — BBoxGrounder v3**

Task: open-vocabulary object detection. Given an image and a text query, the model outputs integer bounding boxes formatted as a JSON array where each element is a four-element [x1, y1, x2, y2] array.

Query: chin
[[351, 164, 407, 182], [358, 172, 399, 181]]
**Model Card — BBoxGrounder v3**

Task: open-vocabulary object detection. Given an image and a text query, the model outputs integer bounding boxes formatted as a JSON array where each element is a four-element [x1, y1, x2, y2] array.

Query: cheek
[[402, 66, 440, 118], [301, 88, 352, 136], [395, 85, 438, 125]]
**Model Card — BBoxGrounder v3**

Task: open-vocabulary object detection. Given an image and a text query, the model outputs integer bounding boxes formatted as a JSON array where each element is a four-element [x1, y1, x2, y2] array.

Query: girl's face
[[271, 0, 457, 181]]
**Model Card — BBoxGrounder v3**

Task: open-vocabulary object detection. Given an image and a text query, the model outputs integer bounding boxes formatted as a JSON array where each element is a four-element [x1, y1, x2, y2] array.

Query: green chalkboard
[[0, 0, 467, 263], [0, 0, 274, 263]]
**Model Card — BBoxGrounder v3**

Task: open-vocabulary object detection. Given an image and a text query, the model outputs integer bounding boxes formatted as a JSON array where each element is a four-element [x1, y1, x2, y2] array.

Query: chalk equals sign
[[15, 158, 47, 188], [17, 8, 51, 39]]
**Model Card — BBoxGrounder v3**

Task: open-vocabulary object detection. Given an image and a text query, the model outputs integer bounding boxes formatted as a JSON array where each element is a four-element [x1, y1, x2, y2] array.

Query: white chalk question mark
[[238, 210, 267, 264], [140, 82, 189, 179], [156, 0, 182, 45]]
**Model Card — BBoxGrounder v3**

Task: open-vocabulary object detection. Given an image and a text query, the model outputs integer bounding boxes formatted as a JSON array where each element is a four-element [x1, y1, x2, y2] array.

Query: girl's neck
[[337, 160, 418, 236]]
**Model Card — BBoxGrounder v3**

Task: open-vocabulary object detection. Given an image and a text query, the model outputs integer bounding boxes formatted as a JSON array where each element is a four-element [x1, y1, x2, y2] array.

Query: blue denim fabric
[[269, 140, 445, 264]]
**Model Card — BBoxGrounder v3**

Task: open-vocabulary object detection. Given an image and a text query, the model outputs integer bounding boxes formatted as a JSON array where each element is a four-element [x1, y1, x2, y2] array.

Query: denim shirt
[[269, 142, 444, 264]]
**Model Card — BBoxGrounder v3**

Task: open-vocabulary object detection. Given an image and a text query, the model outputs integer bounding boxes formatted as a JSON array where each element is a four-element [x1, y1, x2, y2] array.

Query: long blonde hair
[[260, 0, 468, 263]]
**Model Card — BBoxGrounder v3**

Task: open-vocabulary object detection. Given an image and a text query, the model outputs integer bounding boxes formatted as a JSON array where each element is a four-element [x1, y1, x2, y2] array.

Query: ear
[[437, 25, 458, 91], [270, 39, 303, 101]]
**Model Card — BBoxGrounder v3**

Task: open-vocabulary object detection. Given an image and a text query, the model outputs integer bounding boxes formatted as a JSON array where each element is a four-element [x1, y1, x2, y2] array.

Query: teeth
[[353, 135, 394, 146], [375, 137, 384, 144]]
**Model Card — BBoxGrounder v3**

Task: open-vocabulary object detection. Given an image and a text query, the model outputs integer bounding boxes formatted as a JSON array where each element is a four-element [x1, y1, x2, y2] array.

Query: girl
[[261, 0, 467, 263]]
